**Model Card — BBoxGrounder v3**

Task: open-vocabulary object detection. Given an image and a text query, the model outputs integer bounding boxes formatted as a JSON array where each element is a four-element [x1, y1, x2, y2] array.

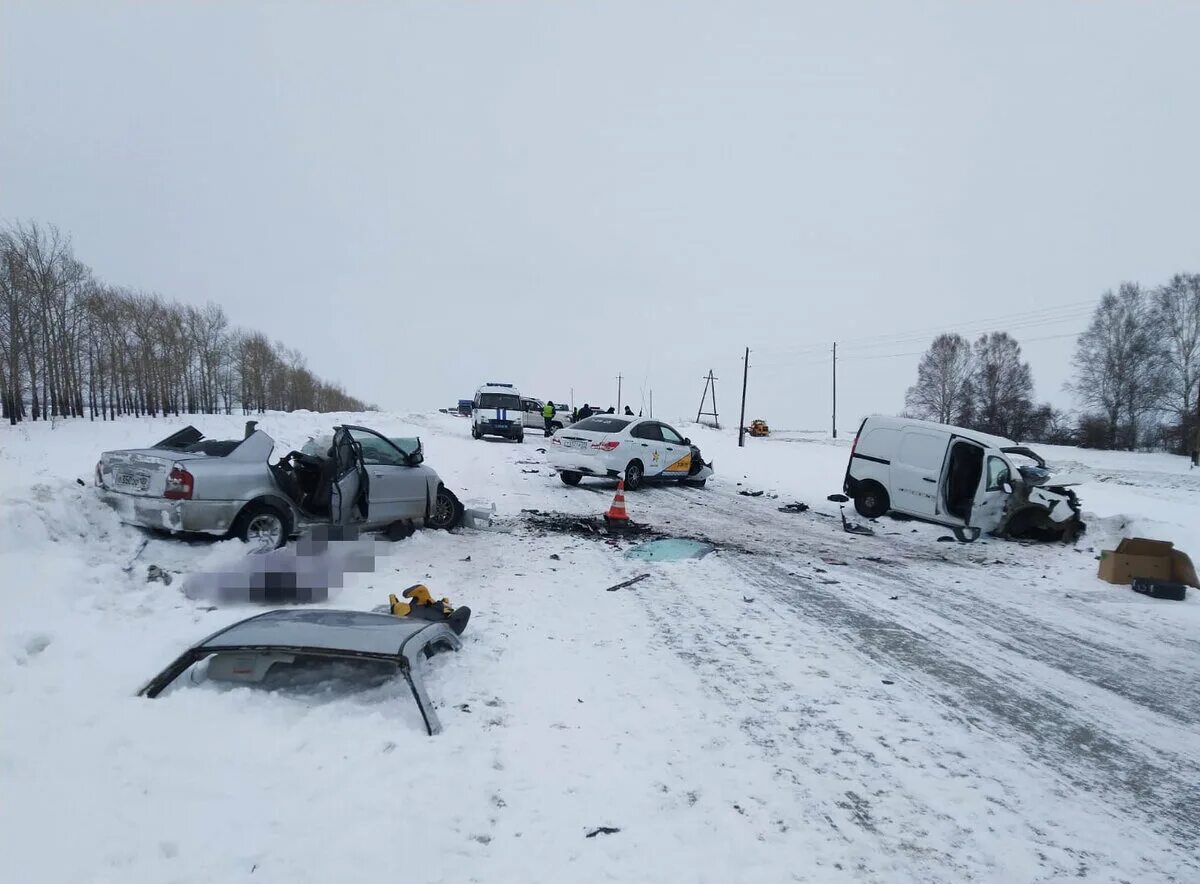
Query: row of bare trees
[[903, 332, 1064, 442], [1070, 275, 1200, 451], [0, 221, 369, 425], [903, 272, 1200, 451]]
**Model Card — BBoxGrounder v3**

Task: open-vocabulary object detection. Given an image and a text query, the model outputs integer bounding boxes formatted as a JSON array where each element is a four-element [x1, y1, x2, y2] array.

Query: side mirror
[[1001, 481, 1013, 495], [684, 438, 691, 445]]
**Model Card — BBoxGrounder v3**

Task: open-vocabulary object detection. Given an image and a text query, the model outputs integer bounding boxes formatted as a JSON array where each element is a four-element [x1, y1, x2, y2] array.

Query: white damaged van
[[842, 416, 1083, 542]]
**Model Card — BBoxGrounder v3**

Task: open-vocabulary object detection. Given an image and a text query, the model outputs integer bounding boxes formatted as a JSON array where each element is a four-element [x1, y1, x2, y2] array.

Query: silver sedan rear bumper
[[98, 490, 243, 536]]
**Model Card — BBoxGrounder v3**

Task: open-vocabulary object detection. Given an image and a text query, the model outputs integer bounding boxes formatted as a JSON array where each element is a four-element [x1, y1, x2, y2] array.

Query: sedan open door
[[330, 427, 368, 525]]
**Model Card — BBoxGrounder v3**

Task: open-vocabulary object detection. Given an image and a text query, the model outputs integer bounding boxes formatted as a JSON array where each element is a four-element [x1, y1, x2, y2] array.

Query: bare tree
[[0, 219, 369, 423], [904, 333, 975, 425], [1070, 283, 1164, 449], [1150, 273, 1200, 452], [970, 332, 1035, 439]]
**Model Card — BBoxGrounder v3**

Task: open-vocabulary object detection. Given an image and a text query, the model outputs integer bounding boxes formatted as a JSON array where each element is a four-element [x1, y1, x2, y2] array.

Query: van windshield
[[478, 394, 521, 410]]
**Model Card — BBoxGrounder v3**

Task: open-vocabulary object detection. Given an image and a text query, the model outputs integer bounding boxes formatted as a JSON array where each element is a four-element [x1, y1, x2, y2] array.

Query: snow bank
[[2, 412, 1197, 883]]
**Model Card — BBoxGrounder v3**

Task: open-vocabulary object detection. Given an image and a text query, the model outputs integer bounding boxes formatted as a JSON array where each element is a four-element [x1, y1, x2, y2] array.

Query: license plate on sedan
[[563, 438, 588, 450], [116, 471, 149, 491]]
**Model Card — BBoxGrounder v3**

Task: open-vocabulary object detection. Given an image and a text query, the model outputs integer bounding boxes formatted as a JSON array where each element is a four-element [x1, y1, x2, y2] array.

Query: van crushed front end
[[998, 479, 1085, 542]]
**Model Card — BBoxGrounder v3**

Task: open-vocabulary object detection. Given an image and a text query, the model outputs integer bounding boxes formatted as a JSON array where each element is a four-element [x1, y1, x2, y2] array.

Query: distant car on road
[[548, 415, 714, 489], [96, 423, 463, 548]]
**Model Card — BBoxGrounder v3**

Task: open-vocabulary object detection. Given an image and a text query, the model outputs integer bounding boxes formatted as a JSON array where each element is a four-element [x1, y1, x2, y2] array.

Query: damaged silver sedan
[[96, 423, 464, 548], [138, 609, 462, 735]]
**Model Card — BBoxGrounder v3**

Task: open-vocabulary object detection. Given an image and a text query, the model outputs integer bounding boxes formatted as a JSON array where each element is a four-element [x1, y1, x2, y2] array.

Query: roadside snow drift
[[1, 412, 1198, 883]]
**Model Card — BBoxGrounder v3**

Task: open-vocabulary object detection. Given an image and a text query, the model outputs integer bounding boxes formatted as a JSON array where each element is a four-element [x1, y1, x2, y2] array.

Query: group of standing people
[[540, 399, 637, 436]]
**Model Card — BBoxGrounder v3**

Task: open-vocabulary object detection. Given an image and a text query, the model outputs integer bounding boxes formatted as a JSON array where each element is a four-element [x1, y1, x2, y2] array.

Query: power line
[[754, 298, 1095, 359], [755, 329, 1083, 371]]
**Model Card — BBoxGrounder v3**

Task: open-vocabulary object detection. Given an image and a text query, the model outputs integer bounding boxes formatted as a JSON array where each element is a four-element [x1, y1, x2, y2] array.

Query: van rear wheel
[[854, 483, 889, 519]]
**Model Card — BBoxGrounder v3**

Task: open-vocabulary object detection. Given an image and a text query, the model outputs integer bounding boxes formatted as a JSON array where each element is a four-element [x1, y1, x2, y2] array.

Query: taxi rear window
[[572, 416, 632, 433]]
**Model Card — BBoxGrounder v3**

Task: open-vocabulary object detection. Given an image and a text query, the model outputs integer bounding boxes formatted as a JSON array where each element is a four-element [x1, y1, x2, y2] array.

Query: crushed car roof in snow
[[139, 609, 462, 735]]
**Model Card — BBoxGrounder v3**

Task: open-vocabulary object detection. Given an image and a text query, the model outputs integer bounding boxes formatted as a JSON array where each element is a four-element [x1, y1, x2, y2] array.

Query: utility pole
[[832, 342, 838, 439], [738, 348, 750, 448], [696, 370, 719, 428], [616, 375, 623, 413], [649, 389, 653, 418]]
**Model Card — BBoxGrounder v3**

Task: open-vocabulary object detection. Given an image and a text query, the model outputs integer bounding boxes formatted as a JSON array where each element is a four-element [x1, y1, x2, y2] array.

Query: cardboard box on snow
[[1097, 538, 1200, 589]]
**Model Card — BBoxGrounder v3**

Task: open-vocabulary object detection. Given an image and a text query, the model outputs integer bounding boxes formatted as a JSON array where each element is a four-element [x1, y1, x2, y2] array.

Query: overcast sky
[[3, 2, 1197, 429]]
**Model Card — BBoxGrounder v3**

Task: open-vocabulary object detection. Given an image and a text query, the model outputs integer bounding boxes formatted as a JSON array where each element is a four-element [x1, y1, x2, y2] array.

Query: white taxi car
[[548, 415, 713, 490]]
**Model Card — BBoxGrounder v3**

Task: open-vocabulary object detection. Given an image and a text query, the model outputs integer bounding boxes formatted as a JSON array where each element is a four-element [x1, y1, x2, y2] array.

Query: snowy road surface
[[2, 412, 1197, 883]]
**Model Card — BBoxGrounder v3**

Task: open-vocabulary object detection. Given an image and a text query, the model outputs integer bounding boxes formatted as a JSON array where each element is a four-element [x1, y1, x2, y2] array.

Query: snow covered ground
[[1, 411, 1197, 883]]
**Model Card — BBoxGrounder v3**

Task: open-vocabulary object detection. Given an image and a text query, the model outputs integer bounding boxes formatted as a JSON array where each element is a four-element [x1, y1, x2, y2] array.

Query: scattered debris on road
[[1097, 537, 1200, 589], [382, 584, 472, 635], [841, 509, 875, 536], [1131, 578, 1188, 601], [778, 502, 809, 514], [604, 574, 651, 592], [626, 538, 715, 561], [146, 564, 173, 585], [122, 536, 150, 573], [585, 827, 621, 839], [523, 510, 657, 540]]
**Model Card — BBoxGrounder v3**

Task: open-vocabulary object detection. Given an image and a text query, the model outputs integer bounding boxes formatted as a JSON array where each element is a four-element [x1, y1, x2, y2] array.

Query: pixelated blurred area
[[182, 525, 387, 605]]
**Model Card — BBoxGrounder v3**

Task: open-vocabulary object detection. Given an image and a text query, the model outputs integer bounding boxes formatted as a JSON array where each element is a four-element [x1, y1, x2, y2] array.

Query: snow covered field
[[1, 411, 1198, 883]]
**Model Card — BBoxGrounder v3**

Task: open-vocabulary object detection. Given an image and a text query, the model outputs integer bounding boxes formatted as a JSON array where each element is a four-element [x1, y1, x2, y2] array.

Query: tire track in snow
[[649, 483, 1200, 728], [732, 551, 1200, 863], [619, 483, 1199, 874], [636, 557, 985, 883]]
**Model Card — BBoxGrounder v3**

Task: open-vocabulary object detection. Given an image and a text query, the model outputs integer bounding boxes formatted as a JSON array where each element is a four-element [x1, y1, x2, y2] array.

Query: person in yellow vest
[[541, 399, 557, 437]]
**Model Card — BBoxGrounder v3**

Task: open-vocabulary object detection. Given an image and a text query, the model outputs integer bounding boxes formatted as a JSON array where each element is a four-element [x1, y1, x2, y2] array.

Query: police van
[[471, 383, 524, 442]]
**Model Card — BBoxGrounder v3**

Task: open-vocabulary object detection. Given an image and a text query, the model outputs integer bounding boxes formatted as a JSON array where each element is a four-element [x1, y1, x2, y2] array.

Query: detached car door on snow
[[331, 428, 368, 525], [344, 427, 427, 526]]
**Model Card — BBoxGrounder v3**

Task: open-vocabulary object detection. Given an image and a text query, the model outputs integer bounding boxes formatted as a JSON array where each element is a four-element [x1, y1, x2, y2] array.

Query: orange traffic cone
[[605, 480, 630, 523]]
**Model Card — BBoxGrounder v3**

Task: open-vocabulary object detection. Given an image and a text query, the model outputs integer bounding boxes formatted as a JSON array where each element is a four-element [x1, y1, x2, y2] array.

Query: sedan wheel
[[623, 460, 644, 490], [235, 503, 289, 549], [428, 486, 463, 530]]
